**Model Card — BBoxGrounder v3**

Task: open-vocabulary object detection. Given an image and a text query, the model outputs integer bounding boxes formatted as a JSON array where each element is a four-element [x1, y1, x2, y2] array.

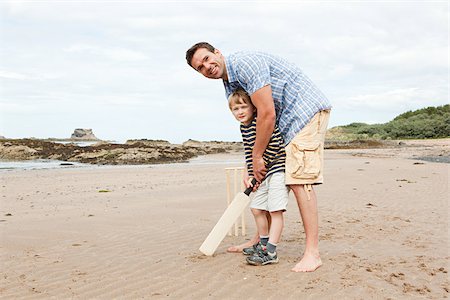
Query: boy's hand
[[242, 167, 250, 187], [243, 165, 259, 191], [245, 177, 260, 192]]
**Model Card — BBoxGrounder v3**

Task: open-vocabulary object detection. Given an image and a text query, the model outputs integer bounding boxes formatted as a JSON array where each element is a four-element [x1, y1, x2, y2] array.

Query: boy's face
[[230, 101, 256, 125], [190, 48, 227, 80]]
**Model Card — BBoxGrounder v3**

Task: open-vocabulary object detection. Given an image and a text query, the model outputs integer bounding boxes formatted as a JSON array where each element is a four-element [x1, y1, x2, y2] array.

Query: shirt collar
[[224, 54, 238, 83], [240, 116, 257, 128]]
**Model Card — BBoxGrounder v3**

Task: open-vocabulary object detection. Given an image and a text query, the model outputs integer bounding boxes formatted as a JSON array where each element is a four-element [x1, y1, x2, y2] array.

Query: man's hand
[[252, 156, 267, 182]]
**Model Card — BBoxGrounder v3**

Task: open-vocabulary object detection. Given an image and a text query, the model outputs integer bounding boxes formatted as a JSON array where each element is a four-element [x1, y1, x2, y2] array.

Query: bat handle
[[243, 178, 257, 196]]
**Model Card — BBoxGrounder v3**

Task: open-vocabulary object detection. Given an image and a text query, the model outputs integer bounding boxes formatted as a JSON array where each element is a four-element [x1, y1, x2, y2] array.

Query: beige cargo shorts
[[285, 109, 331, 186]]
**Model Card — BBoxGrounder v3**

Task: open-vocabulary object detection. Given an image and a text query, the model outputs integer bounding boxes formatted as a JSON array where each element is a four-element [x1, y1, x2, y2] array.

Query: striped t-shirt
[[241, 118, 285, 178], [224, 51, 332, 145]]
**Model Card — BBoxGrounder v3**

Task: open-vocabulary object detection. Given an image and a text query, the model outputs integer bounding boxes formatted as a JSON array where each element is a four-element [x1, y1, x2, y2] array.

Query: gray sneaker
[[246, 248, 279, 266], [242, 242, 263, 256]]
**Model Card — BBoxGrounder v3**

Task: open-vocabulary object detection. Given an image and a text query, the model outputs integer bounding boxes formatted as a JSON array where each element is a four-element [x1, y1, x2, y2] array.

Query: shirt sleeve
[[235, 54, 271, 96]]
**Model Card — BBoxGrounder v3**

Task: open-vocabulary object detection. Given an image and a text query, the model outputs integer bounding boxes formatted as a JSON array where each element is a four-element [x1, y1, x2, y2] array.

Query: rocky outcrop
[[324, 139, 393, 149], [0, 142, 37, 160], [3, 137, 445, 165], [0, 139, 243, 165], [70, 129, 99, 140], [182, 139, 243, 152], [125, 139, 172, 147]]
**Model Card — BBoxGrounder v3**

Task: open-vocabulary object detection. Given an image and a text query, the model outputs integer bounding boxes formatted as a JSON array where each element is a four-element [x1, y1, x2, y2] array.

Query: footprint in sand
[[402, 282, 431, 295], [187, 254, 208, 262]]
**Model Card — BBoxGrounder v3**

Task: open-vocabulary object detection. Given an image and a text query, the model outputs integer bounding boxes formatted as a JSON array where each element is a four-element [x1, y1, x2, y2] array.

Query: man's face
[[190, 48, 227, 80]]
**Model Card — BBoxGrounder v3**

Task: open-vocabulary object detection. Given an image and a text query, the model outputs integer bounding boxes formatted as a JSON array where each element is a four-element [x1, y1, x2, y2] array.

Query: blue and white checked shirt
[[223, 51, 332, 145]]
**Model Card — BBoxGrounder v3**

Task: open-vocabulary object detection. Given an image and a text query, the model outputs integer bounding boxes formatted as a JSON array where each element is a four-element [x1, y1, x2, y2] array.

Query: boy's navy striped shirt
[[241, 118, 285, 178]]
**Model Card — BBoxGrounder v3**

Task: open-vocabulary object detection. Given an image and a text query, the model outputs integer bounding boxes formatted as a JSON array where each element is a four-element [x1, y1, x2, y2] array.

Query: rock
[[0, 138, 241, 165], [70, 129, 99, 140], [325, 139, 390, 149], [182, 139, 202, 146], [182, 139, 243, 152], [0, 144, 38, 160], [125, 139, 171, 147]]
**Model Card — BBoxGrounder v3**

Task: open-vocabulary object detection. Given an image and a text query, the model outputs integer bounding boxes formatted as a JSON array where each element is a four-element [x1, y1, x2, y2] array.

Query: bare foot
[[291, 253, 322, 272], [227, 240, 256, 253]]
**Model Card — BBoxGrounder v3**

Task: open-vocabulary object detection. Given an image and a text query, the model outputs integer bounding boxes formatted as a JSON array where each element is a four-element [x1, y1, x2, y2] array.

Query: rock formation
[[0, 139, 242, 165], [182, 139, 243, 152], [70, 129, 99, 140], [125, 139, 172, 147]]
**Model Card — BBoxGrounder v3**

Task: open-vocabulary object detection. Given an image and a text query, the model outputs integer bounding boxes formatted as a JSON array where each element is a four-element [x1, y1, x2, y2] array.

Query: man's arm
[[250, 85, 276, 182]]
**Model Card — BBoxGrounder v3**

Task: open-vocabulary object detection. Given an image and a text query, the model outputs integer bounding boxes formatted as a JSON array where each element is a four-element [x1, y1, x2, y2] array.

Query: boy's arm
[[242, 164, 249, 186], [250, 85, 276, 182]]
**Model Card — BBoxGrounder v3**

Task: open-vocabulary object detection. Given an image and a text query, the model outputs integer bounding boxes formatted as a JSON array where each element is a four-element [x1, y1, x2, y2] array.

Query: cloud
[[0, 101, 38, 113], [0, 2, 448, 142], [340, 87, 445, 112], [64, 44, 148, 61], [0, 70, 62, 81], [0, 70, 31, 80], [324, 63, 354, 79]]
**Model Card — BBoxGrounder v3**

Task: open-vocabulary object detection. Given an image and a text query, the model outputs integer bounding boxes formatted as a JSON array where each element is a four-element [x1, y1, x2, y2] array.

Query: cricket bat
[[199, 178, 257, 256]]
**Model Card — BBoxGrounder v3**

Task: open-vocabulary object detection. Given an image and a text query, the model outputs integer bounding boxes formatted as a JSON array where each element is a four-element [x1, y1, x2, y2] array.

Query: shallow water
[[415, 156, 450, 164], [52, 141, 101, 147], [0, 159, 90, 171], [0, 154, 245, 172]]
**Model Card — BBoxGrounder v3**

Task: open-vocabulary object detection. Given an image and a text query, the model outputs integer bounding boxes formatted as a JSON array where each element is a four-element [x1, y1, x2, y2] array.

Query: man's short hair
[[185, 42, 215, 68]]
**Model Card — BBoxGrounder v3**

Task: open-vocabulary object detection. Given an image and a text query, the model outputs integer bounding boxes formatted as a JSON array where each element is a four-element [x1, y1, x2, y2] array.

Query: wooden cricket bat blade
[[199, 192, 251, 256]]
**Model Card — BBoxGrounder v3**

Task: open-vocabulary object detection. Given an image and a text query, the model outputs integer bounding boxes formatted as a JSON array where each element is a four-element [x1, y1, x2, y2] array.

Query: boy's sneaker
[[246, 249, 279, 266], [242, 242, 263, 256]]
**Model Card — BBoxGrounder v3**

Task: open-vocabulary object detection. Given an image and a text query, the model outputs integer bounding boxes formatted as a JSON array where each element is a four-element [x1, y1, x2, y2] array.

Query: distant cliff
[[70, 129, 99, 141]]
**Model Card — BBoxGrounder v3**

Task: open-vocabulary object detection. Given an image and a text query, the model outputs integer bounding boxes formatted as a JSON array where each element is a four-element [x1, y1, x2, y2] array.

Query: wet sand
[[1, 144, 449, 299]]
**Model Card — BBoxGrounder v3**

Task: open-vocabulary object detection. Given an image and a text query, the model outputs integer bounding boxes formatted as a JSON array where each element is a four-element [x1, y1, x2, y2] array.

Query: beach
[[1, 144, 449, 299]]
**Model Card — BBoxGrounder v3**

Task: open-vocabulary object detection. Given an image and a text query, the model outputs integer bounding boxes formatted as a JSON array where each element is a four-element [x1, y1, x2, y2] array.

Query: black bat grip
[[243, 178, 257, 196]]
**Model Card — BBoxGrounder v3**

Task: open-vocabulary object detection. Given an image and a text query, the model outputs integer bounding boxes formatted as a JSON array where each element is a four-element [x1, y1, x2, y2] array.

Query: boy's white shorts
[[250, 172, 289, 212]]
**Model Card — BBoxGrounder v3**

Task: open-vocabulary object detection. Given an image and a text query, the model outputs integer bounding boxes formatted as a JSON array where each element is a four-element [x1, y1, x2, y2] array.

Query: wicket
[[225, 167, 246, 236]]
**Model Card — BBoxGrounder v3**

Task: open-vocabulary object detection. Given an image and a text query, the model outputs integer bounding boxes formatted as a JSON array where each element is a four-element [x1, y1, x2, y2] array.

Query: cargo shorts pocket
[[286, 141, 321, 179]]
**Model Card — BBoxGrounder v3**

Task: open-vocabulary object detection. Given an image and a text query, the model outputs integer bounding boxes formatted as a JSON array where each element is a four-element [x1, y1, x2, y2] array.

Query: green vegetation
[[327, 104, 450, 140]]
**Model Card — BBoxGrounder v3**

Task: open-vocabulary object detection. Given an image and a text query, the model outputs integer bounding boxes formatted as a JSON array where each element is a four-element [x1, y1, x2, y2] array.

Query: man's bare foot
[[227, 240, 256, 253], [291, 253, 322, 272]]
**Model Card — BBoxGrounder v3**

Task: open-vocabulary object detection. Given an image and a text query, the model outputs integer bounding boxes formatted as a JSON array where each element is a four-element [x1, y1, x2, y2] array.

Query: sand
[[0, 144, 449, 299]]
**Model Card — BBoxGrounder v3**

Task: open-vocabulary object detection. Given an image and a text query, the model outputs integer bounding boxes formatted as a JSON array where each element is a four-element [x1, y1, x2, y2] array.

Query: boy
[[228, 88, 289, 266]]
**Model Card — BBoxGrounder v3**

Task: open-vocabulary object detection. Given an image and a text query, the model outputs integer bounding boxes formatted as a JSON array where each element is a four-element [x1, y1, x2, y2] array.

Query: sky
[[0, 1, 448, 143]]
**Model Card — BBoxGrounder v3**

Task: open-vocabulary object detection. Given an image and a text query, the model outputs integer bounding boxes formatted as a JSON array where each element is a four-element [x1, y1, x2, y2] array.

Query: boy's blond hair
[[228, 88, 254, 110]]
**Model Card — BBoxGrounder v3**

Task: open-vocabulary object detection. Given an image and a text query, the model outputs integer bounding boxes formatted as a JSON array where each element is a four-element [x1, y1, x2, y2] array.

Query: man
[[186, 42, 331, 272]]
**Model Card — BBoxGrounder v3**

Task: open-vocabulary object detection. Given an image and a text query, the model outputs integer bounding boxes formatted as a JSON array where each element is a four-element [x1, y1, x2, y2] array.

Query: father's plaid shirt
[[223, 51, 332, 145]]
